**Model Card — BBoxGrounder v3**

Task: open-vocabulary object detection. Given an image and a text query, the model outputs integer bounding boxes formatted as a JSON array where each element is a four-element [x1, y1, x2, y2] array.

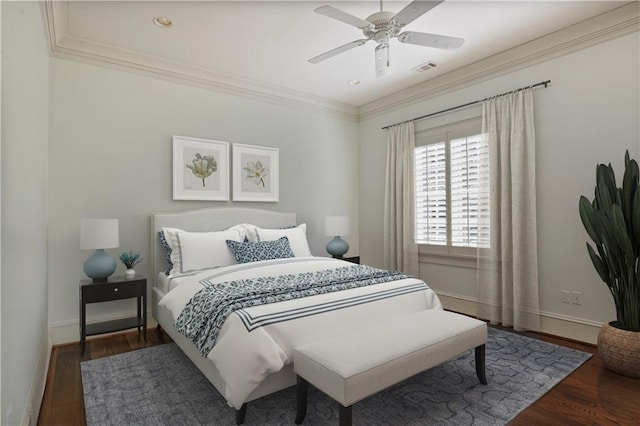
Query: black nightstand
[[79, 275, 147, 355], [343, 256, 360, 264]]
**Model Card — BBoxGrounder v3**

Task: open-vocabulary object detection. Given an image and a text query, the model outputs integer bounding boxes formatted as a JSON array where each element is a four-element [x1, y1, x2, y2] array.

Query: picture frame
[[173, 135, 230, 201], [232, 143, 279, 202]]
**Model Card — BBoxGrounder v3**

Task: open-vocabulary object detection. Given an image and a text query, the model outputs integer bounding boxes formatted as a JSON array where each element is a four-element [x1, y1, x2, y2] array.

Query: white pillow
[[226, 223, 259, 242], [161, 227, 244, 275], [255, 224, 312, 257]]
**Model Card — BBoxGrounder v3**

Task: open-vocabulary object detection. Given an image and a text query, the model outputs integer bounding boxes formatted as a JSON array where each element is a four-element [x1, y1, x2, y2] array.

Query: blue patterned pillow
[[158, 231, 173, 275], [226, 237, 295, 264]]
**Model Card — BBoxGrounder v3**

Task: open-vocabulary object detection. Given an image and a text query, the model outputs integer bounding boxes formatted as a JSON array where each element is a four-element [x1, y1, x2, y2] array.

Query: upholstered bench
[[293, 309, 488, 425]]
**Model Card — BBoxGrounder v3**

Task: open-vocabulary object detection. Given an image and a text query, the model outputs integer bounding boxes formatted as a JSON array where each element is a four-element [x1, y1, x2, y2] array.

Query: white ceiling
[[54, 1, 631, 108]]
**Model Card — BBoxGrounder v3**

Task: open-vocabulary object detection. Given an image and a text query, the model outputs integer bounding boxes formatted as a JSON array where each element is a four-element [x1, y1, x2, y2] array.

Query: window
[[414, 119, 489, 258]]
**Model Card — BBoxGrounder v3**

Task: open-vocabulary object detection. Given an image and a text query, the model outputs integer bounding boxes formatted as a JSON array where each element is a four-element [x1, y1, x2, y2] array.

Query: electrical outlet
[[571, 291, 583, 305], [561, 290, 570, 303]]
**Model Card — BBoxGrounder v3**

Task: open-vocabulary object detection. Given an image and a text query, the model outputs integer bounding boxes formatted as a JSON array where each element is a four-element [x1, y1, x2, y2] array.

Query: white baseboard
[[23, 332, 52, 426], [49, 310, 158, 346], [538, 311, 602, 345], [436, 291, 601, 345]]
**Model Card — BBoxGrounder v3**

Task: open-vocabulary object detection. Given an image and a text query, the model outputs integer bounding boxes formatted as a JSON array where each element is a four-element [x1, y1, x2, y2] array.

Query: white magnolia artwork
[[173, 135, 230, 201], [232, 143, 279, 202]]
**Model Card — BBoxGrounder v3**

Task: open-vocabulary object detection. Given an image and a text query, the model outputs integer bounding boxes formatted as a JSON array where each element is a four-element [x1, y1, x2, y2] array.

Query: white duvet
[[158, 257, 442, 409]]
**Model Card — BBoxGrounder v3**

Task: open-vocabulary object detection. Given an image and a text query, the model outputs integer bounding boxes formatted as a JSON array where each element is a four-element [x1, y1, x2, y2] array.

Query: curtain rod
[[381, 79, 551, 130]]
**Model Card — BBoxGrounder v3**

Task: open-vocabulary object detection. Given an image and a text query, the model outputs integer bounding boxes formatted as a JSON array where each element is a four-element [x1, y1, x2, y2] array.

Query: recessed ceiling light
[[348, 79, 360, 86], [153, 16, 173, 28]]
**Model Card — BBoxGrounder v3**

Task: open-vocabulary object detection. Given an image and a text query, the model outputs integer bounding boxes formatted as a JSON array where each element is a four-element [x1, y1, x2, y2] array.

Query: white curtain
[[384, 122, 419, 276], [477, 89, 540, 331]]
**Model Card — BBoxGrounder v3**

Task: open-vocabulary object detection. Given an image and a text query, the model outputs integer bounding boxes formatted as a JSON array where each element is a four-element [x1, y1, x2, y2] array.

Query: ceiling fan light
[[375, 43, 390, 77]]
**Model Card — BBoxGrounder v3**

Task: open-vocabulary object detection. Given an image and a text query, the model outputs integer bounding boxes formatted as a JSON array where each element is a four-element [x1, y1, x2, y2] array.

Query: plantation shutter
[[414, 117, 487, 251], [415, 142, 447, 245], [450, 135, 489, 247]]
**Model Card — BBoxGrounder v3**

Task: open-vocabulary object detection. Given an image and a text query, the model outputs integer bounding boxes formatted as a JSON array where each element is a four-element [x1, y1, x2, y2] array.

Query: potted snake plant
[[578, 150, 640, 378]]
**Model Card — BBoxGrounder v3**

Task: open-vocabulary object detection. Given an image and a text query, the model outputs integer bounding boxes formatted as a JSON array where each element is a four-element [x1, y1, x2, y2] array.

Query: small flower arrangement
[[119, 251, 142, 269]]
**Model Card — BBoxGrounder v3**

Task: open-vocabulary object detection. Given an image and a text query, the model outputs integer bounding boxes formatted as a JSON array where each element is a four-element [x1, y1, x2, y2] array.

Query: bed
[[150, 207, 443, 422]]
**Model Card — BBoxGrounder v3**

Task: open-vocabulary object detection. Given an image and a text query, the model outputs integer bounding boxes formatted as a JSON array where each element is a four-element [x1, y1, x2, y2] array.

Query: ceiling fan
[[309, 0, 464, 77]]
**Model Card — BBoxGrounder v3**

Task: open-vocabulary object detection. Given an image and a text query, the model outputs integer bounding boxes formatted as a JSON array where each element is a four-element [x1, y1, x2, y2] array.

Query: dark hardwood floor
[[38, 329, 171, 426], [38, 327, 639, 425], [503, 330, 639, 425]]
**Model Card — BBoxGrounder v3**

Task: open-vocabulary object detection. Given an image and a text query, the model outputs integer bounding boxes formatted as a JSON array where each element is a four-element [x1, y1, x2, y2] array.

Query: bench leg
[[339, 405, 352, 426], [236, 403, 247, 425], [475, 344, 487, 385], [295, 376, 308, 424]]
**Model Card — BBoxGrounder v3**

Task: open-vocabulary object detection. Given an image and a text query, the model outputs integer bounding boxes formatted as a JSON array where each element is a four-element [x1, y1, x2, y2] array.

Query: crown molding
[[358, 2, 640, 120], [42, 1, 358, 121], [42, 2, 638, 123]]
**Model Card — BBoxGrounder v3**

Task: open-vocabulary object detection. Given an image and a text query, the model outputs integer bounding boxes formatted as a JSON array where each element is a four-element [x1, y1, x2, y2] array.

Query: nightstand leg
[[80, 290, 86, 356], [142, 291, 147, 341], [137, 295, 142, 335]]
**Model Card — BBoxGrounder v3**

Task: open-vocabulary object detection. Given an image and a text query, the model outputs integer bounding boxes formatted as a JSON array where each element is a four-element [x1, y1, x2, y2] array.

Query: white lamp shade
[[80, 219, 119, 249], [324, 216, 350, 237]]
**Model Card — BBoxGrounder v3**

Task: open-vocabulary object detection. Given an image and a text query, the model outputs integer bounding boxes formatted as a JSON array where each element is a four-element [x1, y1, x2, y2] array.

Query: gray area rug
[[82, 328, 591, 425]]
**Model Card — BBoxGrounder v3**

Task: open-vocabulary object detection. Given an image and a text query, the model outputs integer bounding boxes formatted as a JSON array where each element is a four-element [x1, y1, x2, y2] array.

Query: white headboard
[[151, 207, 297, 283]]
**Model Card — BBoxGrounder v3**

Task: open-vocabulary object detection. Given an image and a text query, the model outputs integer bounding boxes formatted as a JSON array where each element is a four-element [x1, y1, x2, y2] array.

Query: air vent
[[412, 61, 437, 72]]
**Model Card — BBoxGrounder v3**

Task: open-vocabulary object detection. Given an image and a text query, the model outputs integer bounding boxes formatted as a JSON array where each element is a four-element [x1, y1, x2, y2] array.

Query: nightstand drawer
[[83, 281, 144, 303]]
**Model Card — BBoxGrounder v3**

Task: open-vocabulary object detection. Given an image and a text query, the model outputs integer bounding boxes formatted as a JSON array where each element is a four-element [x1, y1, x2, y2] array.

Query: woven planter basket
[[597, 322, 640, 379]]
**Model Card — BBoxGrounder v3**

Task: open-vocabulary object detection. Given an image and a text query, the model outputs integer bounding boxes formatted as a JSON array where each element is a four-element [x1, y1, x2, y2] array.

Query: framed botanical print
[[173, 135, 230, 201], [232, 143, 279, 202]]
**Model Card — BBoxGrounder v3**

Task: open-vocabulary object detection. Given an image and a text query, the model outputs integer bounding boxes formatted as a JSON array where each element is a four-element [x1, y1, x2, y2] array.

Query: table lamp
[[324, 216, 350, 258], [81, 218, 119, 282]]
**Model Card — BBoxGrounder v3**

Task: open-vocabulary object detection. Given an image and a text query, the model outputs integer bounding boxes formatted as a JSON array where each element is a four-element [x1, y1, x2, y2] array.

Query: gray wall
[[1, 1, 50, 424], [359, 33, 640, 336], [48, 58, 360, 327]]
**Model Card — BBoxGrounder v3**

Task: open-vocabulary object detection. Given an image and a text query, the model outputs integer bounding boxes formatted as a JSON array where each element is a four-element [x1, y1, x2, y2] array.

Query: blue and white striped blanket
[[176, 264, 409, 356]]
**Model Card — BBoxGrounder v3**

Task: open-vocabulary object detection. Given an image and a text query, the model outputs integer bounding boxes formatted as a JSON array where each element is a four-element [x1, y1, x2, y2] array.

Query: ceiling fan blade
[[398, 31, 464, 50], [392, 1, 444, 27], [375, 43, 390, 77], [314, 5, 372, 29], [309, 39, 369, 64]]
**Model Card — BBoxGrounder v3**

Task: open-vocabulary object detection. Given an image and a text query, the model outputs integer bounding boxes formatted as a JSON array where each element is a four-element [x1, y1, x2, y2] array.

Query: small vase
[[124, 269, 136, 279]]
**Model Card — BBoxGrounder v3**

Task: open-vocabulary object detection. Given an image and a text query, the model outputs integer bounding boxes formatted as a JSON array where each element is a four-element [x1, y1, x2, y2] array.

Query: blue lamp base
[[83, 249, 116, 282], [326, 236, 349, 259]]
